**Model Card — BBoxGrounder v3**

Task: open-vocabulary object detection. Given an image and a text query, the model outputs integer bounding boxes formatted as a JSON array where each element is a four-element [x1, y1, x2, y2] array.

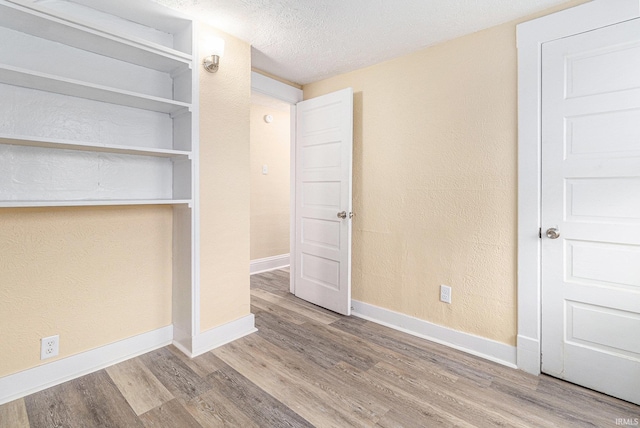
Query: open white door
[[293, 88, 353, 315], [541, 18, 640, 405]]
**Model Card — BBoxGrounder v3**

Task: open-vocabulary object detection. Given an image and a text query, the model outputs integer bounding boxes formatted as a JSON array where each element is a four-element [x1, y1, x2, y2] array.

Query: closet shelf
[[0, 0, 192, 73], [0, 135, 192, 158], [0, 199, 192, 208], [0, 0, 200, 355], [0, 64, 191, 114]]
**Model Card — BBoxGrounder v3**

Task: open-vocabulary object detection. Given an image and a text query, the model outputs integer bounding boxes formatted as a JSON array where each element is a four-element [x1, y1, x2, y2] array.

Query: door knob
[[337, 211, 347, 219], [546, 228, 560, 239]]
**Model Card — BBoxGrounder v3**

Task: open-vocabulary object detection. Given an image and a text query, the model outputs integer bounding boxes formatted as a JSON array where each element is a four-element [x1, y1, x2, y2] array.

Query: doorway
[[540, 17, 640, 405], [516, 0, 640, 405], [249, 72, 302, 290], [250, 73, 354, 316], [249, 91, 292, 275]]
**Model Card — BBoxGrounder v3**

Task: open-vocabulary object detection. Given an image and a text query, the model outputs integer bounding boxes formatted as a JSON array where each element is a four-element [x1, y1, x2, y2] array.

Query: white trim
[[516, 0, 640, 374], [289, 104, 297, 295], [171, 325, 192, 356], [189, 314, 257, 358], [352, 301, 516, 368], [0, 325, 173, 406], [251, 71, 303, 104], [516, 334, 541, 375], [250, 253, 290, 275], [191, 21, 201, 340]]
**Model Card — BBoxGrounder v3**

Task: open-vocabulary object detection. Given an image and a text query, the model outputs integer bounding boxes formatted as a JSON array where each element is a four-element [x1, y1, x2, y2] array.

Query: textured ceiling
[[152, 0, 572, 85]]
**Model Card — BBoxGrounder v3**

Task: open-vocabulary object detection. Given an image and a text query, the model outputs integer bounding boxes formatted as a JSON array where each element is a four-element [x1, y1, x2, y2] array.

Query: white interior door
[[293, 88, 353, 315], [541, 18, 640, 405]]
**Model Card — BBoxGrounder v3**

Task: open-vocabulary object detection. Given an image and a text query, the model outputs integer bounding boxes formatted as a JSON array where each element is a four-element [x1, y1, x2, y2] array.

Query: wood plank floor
[[1, 269, 638, 427]]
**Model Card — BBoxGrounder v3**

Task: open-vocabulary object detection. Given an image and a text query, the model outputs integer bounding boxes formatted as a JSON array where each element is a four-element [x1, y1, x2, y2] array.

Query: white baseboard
[[250, 254, 290, 275], [516, 334, 541, 375], [190, 314, 257, 358], [171, 326, 193, 357], [351, 300, 517, 368], [0, 325, 173, 406]]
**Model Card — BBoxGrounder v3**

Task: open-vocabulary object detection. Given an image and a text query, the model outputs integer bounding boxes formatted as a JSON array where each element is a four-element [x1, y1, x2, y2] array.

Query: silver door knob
[[337, 211, 347, 219], [546, 228, 560, 239]]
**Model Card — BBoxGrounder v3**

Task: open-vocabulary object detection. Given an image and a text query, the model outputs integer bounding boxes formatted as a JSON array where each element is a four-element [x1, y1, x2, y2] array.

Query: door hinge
[[539, 228, 542, 239]]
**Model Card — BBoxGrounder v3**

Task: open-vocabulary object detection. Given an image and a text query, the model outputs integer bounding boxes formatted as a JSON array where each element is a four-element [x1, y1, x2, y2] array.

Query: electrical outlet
[[41, 335, 59, 360], [440, 285, 452, 304]]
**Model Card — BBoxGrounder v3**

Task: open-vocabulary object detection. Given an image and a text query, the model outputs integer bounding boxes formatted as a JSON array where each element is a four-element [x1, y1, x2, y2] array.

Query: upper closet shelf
[[0, 199, 192, 208], [0, 135, 191, 158], [0, 64, 191, 115], [0, 0, 192, 73]]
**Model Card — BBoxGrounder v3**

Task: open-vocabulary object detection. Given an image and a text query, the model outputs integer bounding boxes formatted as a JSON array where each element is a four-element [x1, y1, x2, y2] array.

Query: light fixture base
[[203, 55, 220, 73]]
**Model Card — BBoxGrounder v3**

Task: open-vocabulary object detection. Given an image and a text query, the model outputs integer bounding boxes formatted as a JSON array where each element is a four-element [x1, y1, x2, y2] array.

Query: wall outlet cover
[[440, 285, 452, 304], [41, 335, 59, 360]]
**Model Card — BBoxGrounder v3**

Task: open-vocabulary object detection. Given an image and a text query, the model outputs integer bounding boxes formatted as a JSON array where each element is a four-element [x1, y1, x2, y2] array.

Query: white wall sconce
[[203, 37, 225, 73]]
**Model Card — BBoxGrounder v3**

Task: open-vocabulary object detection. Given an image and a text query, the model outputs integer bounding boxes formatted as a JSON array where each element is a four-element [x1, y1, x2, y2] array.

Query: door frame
[[251, 72, 303, 294], [516, 0, 640, 375]]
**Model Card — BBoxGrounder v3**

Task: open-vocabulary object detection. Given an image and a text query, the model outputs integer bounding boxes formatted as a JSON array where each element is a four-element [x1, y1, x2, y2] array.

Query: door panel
[[541, 18, 640, 405], [294, 88, 353, 315]]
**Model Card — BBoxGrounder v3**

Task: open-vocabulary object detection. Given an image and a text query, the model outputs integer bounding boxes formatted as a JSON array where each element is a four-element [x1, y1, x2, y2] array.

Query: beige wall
[[198, 23, 252, 331], [304, 1, 587, 346], [250, 104, 290, 261], [0, 206, 173, 377]]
